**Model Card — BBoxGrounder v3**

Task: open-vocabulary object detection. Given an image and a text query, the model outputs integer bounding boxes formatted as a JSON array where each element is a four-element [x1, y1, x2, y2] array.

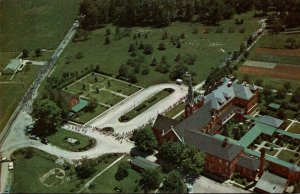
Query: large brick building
[[152, 77, 300, 185]]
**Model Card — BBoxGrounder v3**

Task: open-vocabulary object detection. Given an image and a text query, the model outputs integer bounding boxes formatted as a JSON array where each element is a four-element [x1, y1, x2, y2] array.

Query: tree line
[[79, 0, 254, 29]]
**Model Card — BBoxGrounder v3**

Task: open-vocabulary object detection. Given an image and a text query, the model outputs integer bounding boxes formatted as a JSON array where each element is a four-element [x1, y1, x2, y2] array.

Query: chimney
[[259, 148, 266, 177], [222, 138, 229, 147]]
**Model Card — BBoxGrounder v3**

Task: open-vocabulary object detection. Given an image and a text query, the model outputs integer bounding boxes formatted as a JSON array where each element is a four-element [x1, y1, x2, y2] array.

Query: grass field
[[0, 0, 81, 51], [51, 11, 260, 87], [74, 105, 109, 124], [84, 156, 142, 193], [277, 150, 300, 164], [120, 90, 172, 121], [165, 102, 185, 119], [11, 148, 122, 193], [0, 65, 40, 133], [47, 128, 95, 151], [288, 123, 300, 134]]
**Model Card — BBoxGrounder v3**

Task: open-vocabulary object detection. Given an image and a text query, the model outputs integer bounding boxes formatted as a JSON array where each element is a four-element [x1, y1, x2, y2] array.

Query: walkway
[[78, 154, 125, 193]]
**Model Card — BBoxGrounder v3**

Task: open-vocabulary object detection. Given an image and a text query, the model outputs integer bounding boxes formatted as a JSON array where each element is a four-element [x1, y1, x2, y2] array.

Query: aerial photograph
[[0, 0, 300, 193]]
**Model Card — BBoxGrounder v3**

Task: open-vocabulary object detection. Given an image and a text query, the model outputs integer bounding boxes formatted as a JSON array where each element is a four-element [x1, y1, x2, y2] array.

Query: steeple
[[186, 74, 194, 107]]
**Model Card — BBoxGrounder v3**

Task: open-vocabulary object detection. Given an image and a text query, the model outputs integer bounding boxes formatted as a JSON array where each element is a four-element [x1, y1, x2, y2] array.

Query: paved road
[[193, 176, 251, 193], [87, 82, 205, 133]]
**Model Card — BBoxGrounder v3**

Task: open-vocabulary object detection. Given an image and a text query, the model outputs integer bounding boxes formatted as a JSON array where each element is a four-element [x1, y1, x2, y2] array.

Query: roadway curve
[[88, 83, 191, 132]]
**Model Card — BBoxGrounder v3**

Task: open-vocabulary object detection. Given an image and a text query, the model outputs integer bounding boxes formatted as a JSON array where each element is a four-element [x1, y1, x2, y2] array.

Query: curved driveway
[[88, 83, 190, 132]]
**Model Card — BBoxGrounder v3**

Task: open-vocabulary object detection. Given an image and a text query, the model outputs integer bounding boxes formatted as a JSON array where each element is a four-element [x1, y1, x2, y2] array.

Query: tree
[[24, 148, 34, 159], [22, 49, 29, 58], [35, 48, 42, 57], [32, 99, 62, 136], [118, 64, 128, 77], [150, 58, 158, 66], [163, 170, 186, 193], [115, 161, 130, 181], [158, 42, 166, 50], [94, 76, 98, 82], [105, 28, 111, 35], [105, 35, 111, 45], [139, 168, 163, 193], [85, 99, 97, 112], [134, 127, 157, 154], [128, 43, 136, 52], [284, 82, 291, 91], [144, 44, 153, 55], [75, 52, 84, 59], [82, 83, 86, 90], [75, 157, 97, 179], [158, 141, 204, 179]]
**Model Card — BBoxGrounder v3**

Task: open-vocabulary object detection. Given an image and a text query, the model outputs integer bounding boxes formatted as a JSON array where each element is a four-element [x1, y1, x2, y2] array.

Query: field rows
[[240, 65, 300, 81]]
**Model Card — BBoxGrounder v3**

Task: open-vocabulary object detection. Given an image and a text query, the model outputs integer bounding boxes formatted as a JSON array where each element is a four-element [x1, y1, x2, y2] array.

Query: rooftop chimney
[[258, 148, 266, 177], [222, 138, 229, 147]]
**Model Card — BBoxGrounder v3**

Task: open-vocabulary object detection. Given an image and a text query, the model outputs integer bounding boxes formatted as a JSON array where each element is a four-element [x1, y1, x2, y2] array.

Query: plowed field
[[240, 65, 300, 81]]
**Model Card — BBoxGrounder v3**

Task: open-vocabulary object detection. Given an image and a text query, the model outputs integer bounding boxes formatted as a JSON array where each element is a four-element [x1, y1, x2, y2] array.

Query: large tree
[[134, 127, 157, 154], [32, 99, 62, 136], [139, 168, 163, 193], [163, 170, 187, 193], [75, 157, 97, 179], [158, 141, 204, 179]]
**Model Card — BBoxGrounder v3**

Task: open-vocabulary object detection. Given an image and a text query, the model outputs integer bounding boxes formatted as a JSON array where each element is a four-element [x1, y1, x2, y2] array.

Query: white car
[[8, 162, 13, 170]]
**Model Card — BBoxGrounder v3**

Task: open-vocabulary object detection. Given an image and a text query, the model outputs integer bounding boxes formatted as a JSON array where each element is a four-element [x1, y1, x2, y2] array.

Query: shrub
[[239, 28, 245, 33]]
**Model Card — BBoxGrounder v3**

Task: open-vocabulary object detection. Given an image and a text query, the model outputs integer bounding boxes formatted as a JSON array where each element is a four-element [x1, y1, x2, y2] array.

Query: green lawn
[[120, 90, 172, 121], [85, 156, 142, 193], [288, 123, 300, 134], [165, 102, 185, 119], [50, 11, 260, 87], [253, 33, 300, 49], [0, 65, 40, 133], [264, 147, 278, 156], [277, 150, 300, 164], [11, 148, 123, 193], [47, 128, 95, 151], [74, 105, 109, 124], [0, 0, 81, 51]]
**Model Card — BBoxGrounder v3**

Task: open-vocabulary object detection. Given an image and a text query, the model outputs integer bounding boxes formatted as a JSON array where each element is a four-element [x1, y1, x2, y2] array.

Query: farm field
[[0, 0, 81, 51], [0, 65, 40, 133], [47, 128, 95, 152], [288, 123, 300, 134], [51, 11, 261, 87], [119, 89, 172, 122], [237, 33, 300, 91], [240, 63, 300, 81], [11, 148, 123, 193]]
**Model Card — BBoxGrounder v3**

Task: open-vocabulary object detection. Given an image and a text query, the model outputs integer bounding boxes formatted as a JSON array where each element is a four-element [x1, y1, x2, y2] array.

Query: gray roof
[[183, 129, 244, 161], [237, 154, 260, 171], [174, 101, 212, 133], [255, 172, 288, 193], [204, 81, 254, 110], [5, 59, 22, 71], [131, 156, 160, 170], [152, 114, 179, 132], [258, 115, 283, 128], [232, 83, 254, 100]]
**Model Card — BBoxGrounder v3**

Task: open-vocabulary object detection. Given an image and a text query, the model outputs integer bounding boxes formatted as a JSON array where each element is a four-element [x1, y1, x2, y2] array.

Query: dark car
[[41, 138, 48, 145]]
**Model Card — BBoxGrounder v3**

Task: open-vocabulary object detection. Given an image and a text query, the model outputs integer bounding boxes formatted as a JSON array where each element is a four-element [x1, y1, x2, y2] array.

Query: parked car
[[30, 135, 40, 140], [8, 162, 13, 170], [41, 138, 48, 145]]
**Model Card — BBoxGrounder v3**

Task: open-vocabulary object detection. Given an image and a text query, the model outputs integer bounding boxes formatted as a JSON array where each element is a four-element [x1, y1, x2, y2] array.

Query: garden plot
[[65, 73, 142, 107]]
